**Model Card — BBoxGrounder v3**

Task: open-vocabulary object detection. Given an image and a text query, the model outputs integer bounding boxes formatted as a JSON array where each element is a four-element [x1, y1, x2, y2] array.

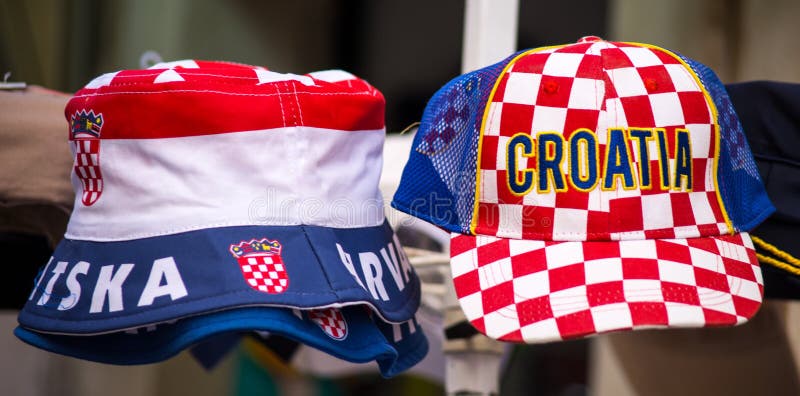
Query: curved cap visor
[[15, 305, 429, 378], [20, 220, 419, 334], [450, 232, 763, 343]]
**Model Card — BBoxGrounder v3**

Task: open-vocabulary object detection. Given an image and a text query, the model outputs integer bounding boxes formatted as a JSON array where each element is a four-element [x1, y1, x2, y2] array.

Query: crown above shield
[[70, 109, 103, 139], [229, 238, 282, 258]]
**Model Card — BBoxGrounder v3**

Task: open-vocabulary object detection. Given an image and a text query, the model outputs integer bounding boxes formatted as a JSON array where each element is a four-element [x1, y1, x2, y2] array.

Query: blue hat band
[[20, 220, 420, 334]]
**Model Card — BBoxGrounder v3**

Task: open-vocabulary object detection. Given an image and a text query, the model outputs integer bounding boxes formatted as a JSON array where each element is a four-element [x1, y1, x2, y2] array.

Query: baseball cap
[[392, 37, 774, 343], [18, 60, 420, 335], [15, 305, 429, 378]]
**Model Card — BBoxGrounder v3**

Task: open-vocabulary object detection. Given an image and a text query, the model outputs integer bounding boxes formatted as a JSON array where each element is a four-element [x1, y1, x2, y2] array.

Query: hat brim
[[20, 220, 419, 334], [449, 232, 763, 343], [15, 305, 428, 378]]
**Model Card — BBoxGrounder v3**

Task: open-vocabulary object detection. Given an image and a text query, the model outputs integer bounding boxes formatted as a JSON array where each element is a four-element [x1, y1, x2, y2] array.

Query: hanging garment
[[726, 80, 800, 299]]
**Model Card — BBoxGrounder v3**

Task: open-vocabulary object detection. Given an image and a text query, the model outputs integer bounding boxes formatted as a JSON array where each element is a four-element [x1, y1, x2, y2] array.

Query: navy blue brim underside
[[15, 305, 428, 378]]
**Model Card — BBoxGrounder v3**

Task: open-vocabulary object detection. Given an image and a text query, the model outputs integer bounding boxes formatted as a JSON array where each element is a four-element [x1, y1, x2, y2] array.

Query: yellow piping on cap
[[752, 235, 800, 276], [469, 44, 566, 234]]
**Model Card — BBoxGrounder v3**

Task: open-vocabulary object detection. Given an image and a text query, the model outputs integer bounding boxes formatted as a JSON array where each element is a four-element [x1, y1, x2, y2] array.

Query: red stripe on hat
[[67, 73, 384, 139]]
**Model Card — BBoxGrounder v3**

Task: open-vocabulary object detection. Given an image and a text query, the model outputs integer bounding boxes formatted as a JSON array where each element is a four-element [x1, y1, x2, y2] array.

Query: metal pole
[[461, 0, 519, 73], [445, 1, 519, 394]]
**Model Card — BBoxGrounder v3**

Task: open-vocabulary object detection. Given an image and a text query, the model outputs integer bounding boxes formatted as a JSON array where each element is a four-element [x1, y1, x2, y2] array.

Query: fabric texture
[[16, 60, 427, 373], [15, 305, 428, 378], [726, 81, 800, 299], [393, 37, 774, 343]]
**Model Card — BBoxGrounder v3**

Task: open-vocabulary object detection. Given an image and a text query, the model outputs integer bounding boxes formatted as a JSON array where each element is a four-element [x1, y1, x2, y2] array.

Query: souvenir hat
[[19, 60, 420, 335], [392, 37, 774, 343]]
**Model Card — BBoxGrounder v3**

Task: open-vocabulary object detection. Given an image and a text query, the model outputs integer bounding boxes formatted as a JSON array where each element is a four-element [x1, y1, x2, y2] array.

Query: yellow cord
[[751, 235, 800, 275], [756, 253, 800, 276], [751, 235, 800, 267], [399, 121, 420, 135]]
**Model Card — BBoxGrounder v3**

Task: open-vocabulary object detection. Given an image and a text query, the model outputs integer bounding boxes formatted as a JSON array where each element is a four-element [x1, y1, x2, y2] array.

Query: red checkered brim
[[450, 232, 763, 343]]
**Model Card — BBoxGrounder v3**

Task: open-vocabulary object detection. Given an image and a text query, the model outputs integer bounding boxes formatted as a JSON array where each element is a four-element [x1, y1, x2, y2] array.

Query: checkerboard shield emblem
[[308, 308, 348, 340], [70, 110, 104, 206], [229, 238, 289, 294]]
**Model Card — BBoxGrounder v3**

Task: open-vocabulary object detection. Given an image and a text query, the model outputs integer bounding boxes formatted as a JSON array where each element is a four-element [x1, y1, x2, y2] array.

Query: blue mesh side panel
[[682, 57, 775, 231], [392, 53, 520, 234]]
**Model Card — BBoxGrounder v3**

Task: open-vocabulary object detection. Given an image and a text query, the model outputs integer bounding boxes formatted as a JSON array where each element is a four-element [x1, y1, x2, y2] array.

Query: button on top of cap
[[577, 36, 604, 43]]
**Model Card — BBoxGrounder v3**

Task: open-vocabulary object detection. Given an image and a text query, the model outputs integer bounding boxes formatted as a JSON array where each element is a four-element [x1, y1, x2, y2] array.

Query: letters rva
[[336, 234, 414, 301], [30, 256, 188, 313]]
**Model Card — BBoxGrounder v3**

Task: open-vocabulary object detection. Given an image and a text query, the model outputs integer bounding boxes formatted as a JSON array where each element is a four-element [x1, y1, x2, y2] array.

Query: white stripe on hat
[[84, 72, 120, 89], [308, 70, 357, 83], [65, 126, 386, 241], [148, 60, 200, 69], [255, 69, 315, 86], [154, 69, 185, 84]]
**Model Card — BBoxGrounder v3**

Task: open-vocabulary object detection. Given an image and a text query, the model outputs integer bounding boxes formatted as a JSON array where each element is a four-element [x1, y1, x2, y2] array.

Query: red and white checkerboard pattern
[[450, 232, 763, 343], [475, 40, 728, 242], [308, 308, 348, 340], [236, 254, 289, 294], [73, 139, 103, 206]]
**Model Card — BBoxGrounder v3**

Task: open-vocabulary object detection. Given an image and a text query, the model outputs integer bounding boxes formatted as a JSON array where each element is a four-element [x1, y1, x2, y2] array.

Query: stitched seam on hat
[[103, 71, 357, 83], [20, 284, 419, 325], [21, 312, 390, 350], [298, 225, 337, 299], [64, 220, 386, 242], [105, 72, 262, 81], [456, 227, 730, 241], [737, 205, 776, 233], [70, 90, 378, 101], [80, 76, 357, 87], [291, 81, 305, 126], [277, 82, 288, 127], [544, 286, 750, 312]]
